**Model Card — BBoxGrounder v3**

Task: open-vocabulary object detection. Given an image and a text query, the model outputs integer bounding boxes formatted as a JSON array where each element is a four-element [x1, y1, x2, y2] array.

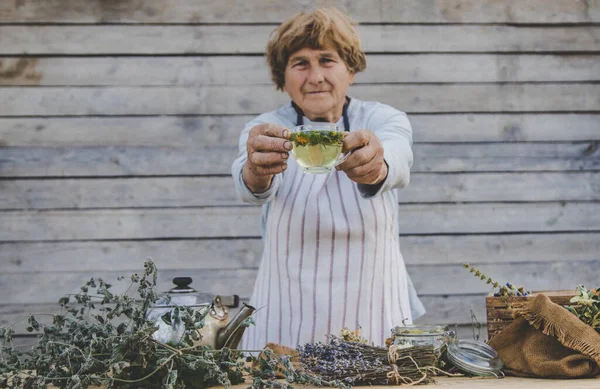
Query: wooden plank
[[410, 114, 600, 143], [0, 296, 486, 336], [0, 268, 257, 306], [3, 55, 600, 86], [1, 258, 598, 302], [1, 202, 599, 241], [0, 177, 247, 209], [2, 173, 598, 209], [411, 260, 600, 296], [2, 233, 599, 273], [0, 116, 251, 147], [417, 294, 488, 328], [1, 25, 598, 55], [403, 172, 600, 203], [1, 0, 599, 24], [400, 233, 600, 267], [1, 142, 597, 177], [1, 84, 599, 116], [0, 240, 264, 273], [1, 114, 599, 146]]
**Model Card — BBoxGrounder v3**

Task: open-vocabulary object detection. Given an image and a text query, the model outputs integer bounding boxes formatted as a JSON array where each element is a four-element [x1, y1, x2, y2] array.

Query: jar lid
[[392, 324, 449, 337], [446, 339, 504, 377]]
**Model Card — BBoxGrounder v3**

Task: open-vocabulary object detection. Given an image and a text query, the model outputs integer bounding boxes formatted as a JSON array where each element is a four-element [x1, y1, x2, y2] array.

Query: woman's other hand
[[242, 123, 292, 193], [337, 130, 388, 185]]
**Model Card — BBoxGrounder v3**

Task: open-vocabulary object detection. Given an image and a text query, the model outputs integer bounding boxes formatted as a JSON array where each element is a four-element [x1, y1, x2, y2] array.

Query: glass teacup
[[289, 124, 349, 174]]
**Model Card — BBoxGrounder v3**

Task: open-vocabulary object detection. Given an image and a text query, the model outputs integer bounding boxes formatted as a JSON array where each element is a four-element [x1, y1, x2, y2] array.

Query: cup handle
[[334, 150, 352, 167]]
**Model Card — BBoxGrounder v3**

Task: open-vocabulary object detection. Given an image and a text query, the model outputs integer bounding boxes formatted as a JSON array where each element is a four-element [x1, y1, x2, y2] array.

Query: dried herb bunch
[[462, 263, 531, 297], [565, 285, 600, 334], [462, 264, 600, 334], [247, 348, 345, 389], [0, 260, 246, 389], [298, 336, 436, 386], [339, 328, 368, 344]]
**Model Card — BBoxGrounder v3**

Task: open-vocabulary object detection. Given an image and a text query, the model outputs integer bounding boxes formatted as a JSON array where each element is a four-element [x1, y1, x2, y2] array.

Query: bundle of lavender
[[297, 336, 436, 386]]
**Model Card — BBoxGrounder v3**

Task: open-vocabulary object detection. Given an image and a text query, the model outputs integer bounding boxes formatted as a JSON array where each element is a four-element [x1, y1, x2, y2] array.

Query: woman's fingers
[[254, 135, 292, 152], [342, 130, 370, 153], [249, 151, 289, 166], [249, 161, 288, 176], [337, 145, 377, 171], [337, 130, 387, 185], [248, 124, 292, 153], [249, 123, 289, 141]]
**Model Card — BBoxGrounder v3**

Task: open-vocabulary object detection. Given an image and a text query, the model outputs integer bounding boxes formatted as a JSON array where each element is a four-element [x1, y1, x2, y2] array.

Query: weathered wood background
[[1, 0, 599, 343]]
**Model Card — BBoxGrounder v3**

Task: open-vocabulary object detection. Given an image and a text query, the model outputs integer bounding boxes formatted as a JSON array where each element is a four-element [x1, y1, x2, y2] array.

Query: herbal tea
[[290, 130, 344, 174]]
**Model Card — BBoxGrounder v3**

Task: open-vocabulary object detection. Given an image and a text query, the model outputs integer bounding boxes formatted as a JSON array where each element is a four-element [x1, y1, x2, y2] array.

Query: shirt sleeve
[[357, 103, 414, 198], [231, 115, 284, 205]]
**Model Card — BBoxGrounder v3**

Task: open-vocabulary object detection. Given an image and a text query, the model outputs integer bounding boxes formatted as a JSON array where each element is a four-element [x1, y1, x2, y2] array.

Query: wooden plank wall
[[1, 0, 599, 342]]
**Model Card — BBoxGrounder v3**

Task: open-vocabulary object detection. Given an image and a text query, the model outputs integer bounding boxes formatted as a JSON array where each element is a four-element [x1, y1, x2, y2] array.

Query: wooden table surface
[[48, 376, 600, 389], [421, 376, 600, 388]]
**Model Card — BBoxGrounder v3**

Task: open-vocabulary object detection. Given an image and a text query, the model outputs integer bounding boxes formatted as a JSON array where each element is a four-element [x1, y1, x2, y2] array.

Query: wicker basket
[[486, 290, 577, 340]]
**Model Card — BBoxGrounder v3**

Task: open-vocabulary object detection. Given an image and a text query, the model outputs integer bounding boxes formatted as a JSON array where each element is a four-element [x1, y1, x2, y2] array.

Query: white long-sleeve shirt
[[232, 97, 425, 349]]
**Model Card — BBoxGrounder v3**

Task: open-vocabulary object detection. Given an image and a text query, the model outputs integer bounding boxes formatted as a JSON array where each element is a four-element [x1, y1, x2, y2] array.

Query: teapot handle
[[215, 295, 239, 308]]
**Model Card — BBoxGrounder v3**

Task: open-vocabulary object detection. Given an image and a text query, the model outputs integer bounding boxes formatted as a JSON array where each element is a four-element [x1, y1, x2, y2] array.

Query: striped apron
[[241, 101, 413, 349]]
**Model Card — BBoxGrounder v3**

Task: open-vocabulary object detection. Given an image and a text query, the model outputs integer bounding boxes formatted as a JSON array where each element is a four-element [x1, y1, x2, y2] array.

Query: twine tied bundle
[[297, 337, 437, 385]]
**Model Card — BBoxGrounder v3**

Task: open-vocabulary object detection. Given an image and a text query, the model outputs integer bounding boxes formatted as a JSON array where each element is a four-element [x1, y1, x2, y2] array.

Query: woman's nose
[[307, 67, 324, 84]]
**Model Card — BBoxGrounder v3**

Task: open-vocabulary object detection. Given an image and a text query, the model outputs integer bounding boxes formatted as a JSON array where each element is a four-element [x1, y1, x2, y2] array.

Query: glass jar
[[391, 324, 455, 356]]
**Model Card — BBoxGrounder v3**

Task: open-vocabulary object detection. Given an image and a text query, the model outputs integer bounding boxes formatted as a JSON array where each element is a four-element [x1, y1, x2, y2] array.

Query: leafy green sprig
[[565, 285, 600, 334], [290, 131, 344, 147]]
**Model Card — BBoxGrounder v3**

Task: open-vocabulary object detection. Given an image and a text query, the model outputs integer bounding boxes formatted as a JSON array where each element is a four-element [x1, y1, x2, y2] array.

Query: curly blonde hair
[[266, 7, 367, 91]]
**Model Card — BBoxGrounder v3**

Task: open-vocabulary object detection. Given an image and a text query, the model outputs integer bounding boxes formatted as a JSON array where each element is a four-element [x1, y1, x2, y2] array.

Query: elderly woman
[[232, 7, 424, 349]]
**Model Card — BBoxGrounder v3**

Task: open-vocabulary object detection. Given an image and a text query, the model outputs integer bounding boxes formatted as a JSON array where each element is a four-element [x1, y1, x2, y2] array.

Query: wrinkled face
[[283, 47, 355, 123]]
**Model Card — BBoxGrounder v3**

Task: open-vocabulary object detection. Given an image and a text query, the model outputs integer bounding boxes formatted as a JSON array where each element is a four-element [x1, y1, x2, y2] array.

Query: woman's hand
[[336, 130, 388, 185], [242, 123, 292, 193]]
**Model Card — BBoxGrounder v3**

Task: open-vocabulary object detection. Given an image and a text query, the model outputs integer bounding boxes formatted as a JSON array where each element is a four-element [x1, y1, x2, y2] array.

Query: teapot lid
[[154, 277, 214, 308], [153, 278, 240, 308], [168, 277, 197, 294]]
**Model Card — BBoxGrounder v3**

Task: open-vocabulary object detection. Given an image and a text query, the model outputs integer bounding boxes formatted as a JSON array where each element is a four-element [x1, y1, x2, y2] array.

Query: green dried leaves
[[565, 285, 600, 334], [0, 259, 246, 389], [290, 131, 344, 147]]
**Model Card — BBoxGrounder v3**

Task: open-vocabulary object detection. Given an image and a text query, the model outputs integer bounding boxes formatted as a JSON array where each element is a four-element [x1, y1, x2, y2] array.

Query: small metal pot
[[146, 277, 254, 349]]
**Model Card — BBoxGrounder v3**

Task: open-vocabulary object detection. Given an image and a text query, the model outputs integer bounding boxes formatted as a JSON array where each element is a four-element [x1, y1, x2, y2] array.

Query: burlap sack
[[488, 294, 600, 378]]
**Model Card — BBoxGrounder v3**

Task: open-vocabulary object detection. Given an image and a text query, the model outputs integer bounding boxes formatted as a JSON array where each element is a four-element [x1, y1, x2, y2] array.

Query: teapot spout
[[216, 303, 255, 349]]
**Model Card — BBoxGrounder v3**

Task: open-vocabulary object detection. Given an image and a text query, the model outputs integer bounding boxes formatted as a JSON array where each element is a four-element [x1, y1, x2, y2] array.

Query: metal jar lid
[[446, 339, 504, 378], [392, 324, 450, 337]]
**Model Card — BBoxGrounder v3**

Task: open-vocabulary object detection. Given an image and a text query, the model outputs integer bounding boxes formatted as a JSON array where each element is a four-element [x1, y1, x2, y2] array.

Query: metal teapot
[[146, 277, 255, 349]]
